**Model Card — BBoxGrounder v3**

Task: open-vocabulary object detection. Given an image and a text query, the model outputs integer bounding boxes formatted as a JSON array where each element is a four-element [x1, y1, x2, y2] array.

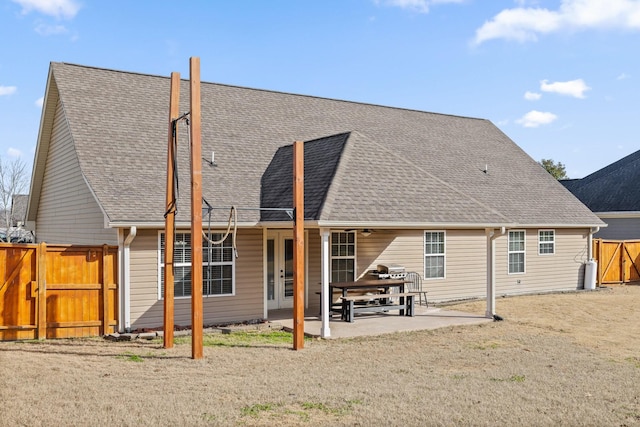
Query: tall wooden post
[[190, 57, 204, 359], [293, 140, 305, 350], [164, 71, 180, 349]]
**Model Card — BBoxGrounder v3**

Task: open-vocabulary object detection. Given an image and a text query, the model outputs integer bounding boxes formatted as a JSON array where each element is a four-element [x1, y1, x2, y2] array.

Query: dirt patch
[[1, 286, 639, 426]]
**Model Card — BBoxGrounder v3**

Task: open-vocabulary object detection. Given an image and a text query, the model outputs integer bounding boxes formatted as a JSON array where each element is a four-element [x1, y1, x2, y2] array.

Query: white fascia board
[[316, 221, 515, 230], [513, 223, 606, 229], [107, 221, 261, 229]]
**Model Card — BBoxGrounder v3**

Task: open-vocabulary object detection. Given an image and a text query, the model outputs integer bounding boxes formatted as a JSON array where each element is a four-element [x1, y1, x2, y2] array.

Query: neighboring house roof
[[27, 62, 603, 228], [561, 149, 640, 213]]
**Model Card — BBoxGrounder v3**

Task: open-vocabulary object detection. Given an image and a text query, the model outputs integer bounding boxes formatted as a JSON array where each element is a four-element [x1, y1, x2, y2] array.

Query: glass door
[[267, 232, 295, 310]]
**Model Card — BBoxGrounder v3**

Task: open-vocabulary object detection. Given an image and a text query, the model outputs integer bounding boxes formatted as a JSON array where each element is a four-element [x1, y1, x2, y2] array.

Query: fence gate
[[593, 239, 640, 285], [0, 243, 118, 341]]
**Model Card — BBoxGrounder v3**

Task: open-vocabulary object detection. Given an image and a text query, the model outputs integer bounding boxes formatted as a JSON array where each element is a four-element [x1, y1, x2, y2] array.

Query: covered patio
[[269, 305, 492, 339]]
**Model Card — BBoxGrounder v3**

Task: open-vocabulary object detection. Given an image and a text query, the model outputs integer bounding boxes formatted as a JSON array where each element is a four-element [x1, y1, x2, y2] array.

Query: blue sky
[[1, 0, 639, 179]]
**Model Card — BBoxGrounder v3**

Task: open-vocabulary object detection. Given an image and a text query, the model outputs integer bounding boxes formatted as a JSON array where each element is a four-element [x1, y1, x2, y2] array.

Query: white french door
[[267, 231, 295, 310]]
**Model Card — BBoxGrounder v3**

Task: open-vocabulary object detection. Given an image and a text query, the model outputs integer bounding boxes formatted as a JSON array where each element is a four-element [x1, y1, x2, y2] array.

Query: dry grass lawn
[[1, 286, 640, 426]]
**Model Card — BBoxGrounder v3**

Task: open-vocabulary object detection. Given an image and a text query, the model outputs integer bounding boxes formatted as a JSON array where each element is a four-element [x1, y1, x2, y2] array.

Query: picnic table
[[329, 279, 415, 322]]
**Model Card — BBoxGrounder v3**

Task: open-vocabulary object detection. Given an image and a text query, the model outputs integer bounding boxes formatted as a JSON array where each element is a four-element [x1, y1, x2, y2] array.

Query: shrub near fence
[[593, 239, 640, 285], [0, 243, 118, 341]]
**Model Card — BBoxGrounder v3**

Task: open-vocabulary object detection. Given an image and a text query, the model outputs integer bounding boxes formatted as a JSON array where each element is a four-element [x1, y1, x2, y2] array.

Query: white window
[[330, 231, 355, 282], [159, 231, 235, 298], [508, 230, 525, 274], [424, 231, 445, 279], [538, 230, 555, 255]]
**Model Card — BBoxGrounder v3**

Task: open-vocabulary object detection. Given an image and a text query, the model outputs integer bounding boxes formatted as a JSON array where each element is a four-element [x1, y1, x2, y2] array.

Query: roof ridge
[[579, 148, 640, 184], [317, 132, 352, 219], [53, 62, 489, 123], [344, 130, 512, 223]]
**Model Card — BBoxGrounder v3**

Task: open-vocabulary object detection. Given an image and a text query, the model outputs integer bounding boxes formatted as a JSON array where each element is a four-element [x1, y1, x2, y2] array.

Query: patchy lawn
[[1, 286, 639, 426]]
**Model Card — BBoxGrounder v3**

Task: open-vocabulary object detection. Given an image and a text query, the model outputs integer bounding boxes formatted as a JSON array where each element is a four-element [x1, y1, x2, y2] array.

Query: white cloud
[[617, 72, 630, 80], [12, 0, 81, 19], [0, 86, 18, 96], [524, 91, 542, 100], [376, 0, 464, 13], [473, 0, 640, 45], [7, 148, 22, 158], [35, 97, 44, 108], [540, 78, 591, 98], [516, 110, 558, 127], [35, 23, 68, 35]]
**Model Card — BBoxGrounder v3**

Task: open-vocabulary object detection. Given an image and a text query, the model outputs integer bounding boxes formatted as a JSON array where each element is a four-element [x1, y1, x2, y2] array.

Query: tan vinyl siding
[[354, 229, 487, 302], [129, 228, 264, 329], [306, 231, 323, 311], [595, 218, 640, 240], [495, 228, 588, 295], [35, 99, 116, 245]]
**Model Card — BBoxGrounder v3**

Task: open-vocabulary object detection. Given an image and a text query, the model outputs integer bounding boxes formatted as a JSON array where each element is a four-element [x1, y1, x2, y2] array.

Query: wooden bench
[[341, 292, 415, 323]]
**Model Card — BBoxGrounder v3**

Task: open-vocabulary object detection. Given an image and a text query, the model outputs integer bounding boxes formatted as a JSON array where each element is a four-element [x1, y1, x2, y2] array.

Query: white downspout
[[320, 228, 331, 338], [587, 226, 600, 260], [486, 227, 506, 319], [117, 229, 124, 332], [123, 226, 137, 332]]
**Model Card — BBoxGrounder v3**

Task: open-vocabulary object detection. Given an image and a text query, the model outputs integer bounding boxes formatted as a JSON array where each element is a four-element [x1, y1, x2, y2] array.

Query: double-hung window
[[424, 231, 445, 279], [508, 230, 525, 274], [538, 230, 555, 255], [160, 231, 235, 298], [330, 231, 355, 282]]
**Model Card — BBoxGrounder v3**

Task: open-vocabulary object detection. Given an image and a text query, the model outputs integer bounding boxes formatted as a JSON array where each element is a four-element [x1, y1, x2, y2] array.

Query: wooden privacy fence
[[593, 239, 640, 285], [0, 243, 118, 341]]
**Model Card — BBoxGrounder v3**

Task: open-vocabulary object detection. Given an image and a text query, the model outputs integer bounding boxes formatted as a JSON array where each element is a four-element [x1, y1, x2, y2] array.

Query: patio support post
[[486, 227, 505, 318], [320, 228, 331, 338], [293, 140, 305, 350], [485, 228, 495, 318], [190, 57, 203, 360]]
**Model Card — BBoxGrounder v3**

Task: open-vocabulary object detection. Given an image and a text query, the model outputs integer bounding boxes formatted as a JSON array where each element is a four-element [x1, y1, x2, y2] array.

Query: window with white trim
[[538, 230, 555, 255], [330, 231, 355, 282], [508, 230, 525, 274], [159, 231, 235, 298], [424, 231, 445, 279]]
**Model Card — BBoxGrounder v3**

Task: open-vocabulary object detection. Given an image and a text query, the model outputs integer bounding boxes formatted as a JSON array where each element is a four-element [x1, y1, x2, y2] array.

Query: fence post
[[37, 242, 47, 340], [102, 245, 110, 335]]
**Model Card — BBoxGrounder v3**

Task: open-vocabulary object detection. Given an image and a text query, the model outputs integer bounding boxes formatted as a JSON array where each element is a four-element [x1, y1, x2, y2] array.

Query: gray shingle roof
[[33, 62, 603, 227], [561, 149, 640, 212]]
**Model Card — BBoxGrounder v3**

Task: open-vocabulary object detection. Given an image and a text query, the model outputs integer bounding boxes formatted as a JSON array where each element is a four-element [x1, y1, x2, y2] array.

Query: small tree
[[0, 157, 28, 241], [539, 158, 568, 180]]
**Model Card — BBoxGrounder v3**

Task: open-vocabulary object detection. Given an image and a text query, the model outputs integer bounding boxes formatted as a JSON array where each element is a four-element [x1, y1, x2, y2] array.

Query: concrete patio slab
[[269, 306, 493, 339]]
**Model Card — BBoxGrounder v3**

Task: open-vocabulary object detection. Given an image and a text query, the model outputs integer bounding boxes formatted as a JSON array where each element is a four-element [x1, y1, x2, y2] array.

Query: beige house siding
[[595, 217, 640, 240], [129, 228, 264, 329], [355, 229, 488, 302], [35, 100, 117, 245], [494, 228, 588, 296]]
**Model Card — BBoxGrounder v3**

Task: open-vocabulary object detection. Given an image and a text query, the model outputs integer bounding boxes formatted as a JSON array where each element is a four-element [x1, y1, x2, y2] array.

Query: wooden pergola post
[[163, 71, 180, 349], [293, 140, 305, 350], [190, 57, 204, 360]]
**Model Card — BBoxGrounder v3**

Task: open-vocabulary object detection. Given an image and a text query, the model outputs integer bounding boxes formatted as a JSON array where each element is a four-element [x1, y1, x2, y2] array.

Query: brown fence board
[[594, 239, 640, 285], [0, 243, 118, 341]]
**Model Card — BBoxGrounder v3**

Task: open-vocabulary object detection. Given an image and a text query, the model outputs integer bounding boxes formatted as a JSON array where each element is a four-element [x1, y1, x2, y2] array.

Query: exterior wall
[[129, 228, 264, 329], [595, 217, 640, 240], [494, 228, 588, 296], [307, 228, 589, 308], [35, 100, 117, 245], [355, 229, 488, 302]]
